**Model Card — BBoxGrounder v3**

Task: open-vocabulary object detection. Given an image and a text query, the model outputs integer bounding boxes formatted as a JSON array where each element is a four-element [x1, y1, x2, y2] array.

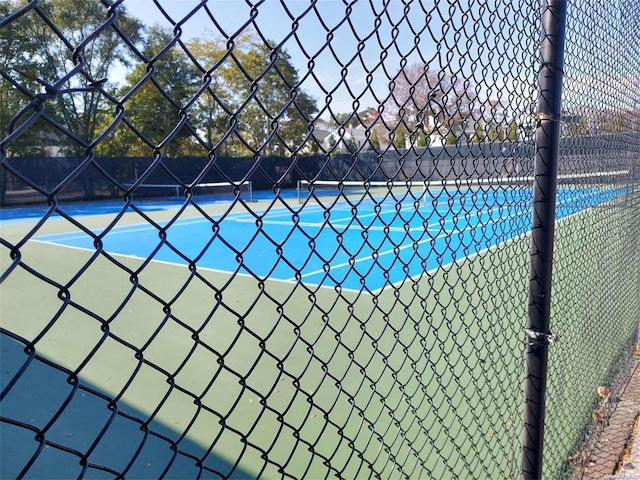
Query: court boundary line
[[373, 189, 629, 294], [30, 196, 534, 295], [27, 187, 629, 297], [29, 238, 308, 291], [33, 193, 530, 240], [284, 202, 536, 284], [283, 186, 613, 289]]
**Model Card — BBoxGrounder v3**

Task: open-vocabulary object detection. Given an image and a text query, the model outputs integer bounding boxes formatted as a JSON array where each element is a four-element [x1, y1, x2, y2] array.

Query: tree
[[506, 121, 519, 141], [564, 118, 587, 137], [328, 112, 357, 128], [100, 31, 317, 158], [445, 130, 458, 145], [473, 120, 486, 143], [1, 2, 51, 157], [357, 108, 379, 128], [185, 36, 232, 150], [8, 1, 142, 156], [2, 1, 142, 158], [327, 109, 382, 130], [218, 38, 317, 156], [383, 63, 476, 141], [393, 128, 407, 149], [416, 130, 428, 147], [487, 124, 500, 142], [369, 129, 381, 150], [603, 114, 626, 133], [345, 136, 358, 153], [101, 27, 201, 157], [498, 127, 507, 141], [325, 108, 385, 151], [326, 135, 338, 155]]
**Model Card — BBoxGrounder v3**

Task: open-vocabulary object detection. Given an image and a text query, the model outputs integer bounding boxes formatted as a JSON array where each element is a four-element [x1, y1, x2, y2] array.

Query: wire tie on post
[[535, 113, 562, 124], [525, 328, 558, 347]]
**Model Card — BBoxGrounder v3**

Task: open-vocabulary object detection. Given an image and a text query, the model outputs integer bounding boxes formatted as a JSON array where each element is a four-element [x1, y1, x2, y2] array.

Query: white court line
[[231, 187, 527, 224], [236, 193, 535, 231], [31, 185, 580, 241], [368, 188, 614, 294], [37, 186, 602, 245], [36, 217, 212, 242], [29, 188, 626, 297], [283, 202, 532, 282], [29, 239, 320, 291], [231, 204, 328, 220], [36, 203, 331, 240], [37, 194, 517, 240], [289, 186, 605, 286]]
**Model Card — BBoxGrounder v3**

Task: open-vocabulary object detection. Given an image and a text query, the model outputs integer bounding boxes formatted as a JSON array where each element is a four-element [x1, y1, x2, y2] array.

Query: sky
[[120, 0, 539, 118]]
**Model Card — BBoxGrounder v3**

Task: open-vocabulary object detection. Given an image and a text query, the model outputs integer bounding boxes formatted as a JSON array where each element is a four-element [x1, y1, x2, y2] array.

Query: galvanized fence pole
[[522, 0, 568, 478]]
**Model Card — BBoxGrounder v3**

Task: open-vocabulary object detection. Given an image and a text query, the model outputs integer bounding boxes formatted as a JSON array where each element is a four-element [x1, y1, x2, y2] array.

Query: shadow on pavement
[[0, 333, 253, 480]]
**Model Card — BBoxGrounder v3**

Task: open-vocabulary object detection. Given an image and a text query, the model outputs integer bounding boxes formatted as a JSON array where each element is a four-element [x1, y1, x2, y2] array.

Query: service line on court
[[30, 187, 615, 296], [284, 201, 534, 284], [289, 187, 603, 292], [374, 188, 617, 294]]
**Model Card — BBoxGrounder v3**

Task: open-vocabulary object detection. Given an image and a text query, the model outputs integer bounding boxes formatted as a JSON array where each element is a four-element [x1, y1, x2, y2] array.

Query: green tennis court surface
[[0, 183, 636, 479]]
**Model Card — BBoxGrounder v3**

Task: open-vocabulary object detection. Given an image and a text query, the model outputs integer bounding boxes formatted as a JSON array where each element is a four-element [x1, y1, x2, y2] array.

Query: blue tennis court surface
[[32, 186, 624, 293]]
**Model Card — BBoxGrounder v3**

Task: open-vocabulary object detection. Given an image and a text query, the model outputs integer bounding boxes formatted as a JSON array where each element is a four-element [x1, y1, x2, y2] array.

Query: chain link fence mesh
[[0, 0, 638, 479], [541, 0, 640, 477]]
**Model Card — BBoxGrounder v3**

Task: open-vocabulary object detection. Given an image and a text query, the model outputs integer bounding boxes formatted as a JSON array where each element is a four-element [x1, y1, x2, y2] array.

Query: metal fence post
[[522, 0, 568, 478]]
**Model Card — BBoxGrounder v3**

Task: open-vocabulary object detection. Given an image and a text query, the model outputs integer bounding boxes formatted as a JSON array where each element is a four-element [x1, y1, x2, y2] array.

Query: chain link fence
[[1, 0, 639, 478]]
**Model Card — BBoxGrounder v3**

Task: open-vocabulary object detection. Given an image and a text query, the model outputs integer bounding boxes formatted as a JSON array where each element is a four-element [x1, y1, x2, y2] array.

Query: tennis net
[[297, 170, 633, 204], [123, 181, 254, 202]]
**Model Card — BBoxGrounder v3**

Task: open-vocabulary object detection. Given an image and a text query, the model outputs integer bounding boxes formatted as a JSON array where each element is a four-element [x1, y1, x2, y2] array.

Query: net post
[[297, 180, 302, 203], [633, 159, 638, 204], [421, 180, 428, 207], [633, 161, 638, 208], [522, 1, 567, 478], [248, 181, 253, 202]]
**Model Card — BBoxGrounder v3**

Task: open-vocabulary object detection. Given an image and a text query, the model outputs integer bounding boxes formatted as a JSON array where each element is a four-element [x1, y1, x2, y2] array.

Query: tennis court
[[2, 0, 640, 476], [1, 176, 636, 479], [30, 182, 625, 294]]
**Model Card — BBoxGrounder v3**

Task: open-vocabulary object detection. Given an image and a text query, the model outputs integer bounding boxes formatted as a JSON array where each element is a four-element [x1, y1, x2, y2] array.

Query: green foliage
[[345, 136, 358, 153], [180, 36, 229, 151], [212, 39, 316, 156], [1, 3, 45, 156], [487, 124, 500, 142], [2, 2, 316, 159], [498, 127, 507, 142], [100, 30, 318, 157], [445, 130, 458, 145], [370, 129, 381, 150], [393, 128, 406, 149], [103, 27, 201, 157], [565, 118, 587, 137], [327, 110, 379, 129], [328, 113, 355, 128], [473, 120, 486, 143], [603, 115, 626, 133], [326, 135, 338, 155], [416, 130, 428, 147], [1, 0, 143, 157], [506, 122, 519, 141]]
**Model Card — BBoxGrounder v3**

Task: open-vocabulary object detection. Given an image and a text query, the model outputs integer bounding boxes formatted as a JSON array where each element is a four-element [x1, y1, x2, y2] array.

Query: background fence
[[3, 135, 636, 205], [1, 0, 639, 479]]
